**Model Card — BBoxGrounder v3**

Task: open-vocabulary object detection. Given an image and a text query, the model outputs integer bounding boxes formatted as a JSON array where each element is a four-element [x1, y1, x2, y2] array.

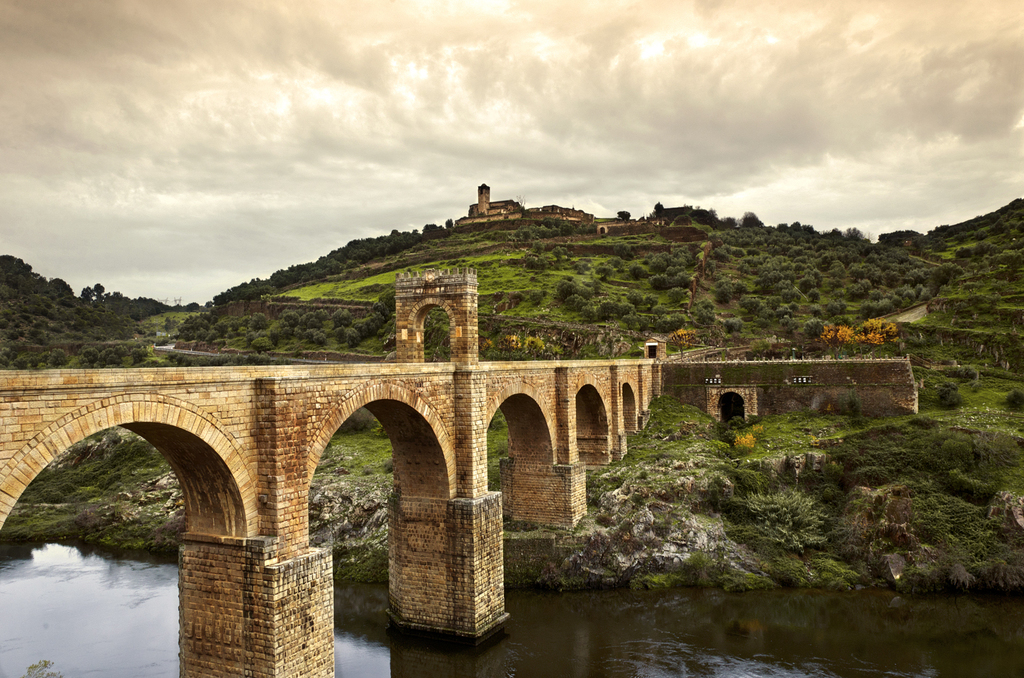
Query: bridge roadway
[[0, 356, 656, 677]]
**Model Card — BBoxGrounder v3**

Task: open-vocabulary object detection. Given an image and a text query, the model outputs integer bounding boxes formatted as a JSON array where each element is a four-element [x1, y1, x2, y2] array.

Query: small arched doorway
[[719, 392, 745, 422]]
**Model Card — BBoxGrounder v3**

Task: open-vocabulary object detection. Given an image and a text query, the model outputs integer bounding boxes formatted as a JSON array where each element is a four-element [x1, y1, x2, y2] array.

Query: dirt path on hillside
[[888, 303, 931, 323]]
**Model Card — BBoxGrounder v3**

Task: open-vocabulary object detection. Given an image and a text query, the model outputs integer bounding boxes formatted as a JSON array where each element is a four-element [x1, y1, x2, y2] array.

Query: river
[[2, 542, 1024, 677]]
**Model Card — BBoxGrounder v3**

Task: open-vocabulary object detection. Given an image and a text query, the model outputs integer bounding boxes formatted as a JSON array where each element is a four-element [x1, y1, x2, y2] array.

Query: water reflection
[[4, 543, 1024, 678], [369, 587, 1024, 678], [0, 542, 178, 678]]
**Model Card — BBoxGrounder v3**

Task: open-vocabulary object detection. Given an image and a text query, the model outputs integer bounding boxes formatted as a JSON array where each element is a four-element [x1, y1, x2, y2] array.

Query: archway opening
[[576, 384, 609, 466], [720, 392, 745, 422], [622, 383, 637, 432], [486, 408, 508, 491], [0, 406, 255, 677], [487, 394, 554, 491], [402, 303, 456, 364], [308, 406, 393, 582], [1, 422, 247, 544], [0, 426, 187, 549], [307, 399, 453, 584], [422, 307, 452, 362]]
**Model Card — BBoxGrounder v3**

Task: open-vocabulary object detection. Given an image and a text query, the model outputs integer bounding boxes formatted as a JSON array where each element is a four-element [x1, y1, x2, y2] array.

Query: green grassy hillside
[[169, 198, 1023, 369]]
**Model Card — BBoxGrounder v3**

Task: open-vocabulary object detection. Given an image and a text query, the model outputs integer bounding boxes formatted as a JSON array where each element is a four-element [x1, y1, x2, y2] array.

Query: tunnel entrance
[[719, 392, 745, 422]]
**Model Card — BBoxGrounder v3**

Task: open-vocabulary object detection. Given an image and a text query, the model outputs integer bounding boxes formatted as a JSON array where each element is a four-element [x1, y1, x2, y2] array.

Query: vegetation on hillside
[[0, 255, 197, 369], [3, 197, 1022, 370], [157, 197, 1024, 369]]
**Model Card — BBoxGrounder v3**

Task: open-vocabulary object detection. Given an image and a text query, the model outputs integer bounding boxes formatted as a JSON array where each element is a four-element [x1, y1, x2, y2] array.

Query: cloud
[[0, 0, 1021, 301]]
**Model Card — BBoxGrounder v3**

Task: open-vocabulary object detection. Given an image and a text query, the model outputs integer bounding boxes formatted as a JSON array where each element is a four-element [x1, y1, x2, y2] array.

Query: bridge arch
[[576, 382, 610, 466], [308, 382, 455, 499], [621, 381, 638, 432], [486, 384, 556, 466], [0, 393, 256, 538]]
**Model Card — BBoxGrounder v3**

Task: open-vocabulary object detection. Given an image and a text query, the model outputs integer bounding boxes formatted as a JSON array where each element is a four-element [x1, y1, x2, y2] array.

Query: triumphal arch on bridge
[[0, 269, 656, 677]]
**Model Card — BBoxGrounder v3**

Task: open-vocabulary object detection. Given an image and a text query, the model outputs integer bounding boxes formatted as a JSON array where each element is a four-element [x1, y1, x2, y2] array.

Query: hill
[[0, 255, 195, 369], [172, 198, 1024, 371]]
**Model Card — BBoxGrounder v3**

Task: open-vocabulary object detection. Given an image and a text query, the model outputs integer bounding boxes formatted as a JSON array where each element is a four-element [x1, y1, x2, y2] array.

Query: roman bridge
[[0, 269, 656, 678]]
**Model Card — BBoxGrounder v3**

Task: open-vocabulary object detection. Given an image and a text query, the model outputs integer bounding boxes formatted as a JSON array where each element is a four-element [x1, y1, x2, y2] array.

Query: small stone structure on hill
[[662, 358, 919, 420], [457, 184, 595, 228]]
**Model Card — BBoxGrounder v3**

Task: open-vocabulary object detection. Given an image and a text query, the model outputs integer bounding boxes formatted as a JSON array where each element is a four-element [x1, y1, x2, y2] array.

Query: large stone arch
[[307, 382, 455, 500], [576, 382, 610, 466], [0, 393, 256, 538], [486, 384, 556, 467]]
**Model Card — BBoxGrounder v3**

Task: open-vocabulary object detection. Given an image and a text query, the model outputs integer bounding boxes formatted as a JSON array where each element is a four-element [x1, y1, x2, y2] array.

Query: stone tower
[[477, 184, 490, 215]]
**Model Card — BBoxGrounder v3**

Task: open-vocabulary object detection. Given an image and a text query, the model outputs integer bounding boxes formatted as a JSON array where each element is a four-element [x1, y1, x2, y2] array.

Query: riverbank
[[5, 373, 1024, 595]]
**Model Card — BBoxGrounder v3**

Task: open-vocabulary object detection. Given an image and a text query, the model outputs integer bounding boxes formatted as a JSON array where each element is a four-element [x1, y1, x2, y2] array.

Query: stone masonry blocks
[[0, 351, 656, 675]]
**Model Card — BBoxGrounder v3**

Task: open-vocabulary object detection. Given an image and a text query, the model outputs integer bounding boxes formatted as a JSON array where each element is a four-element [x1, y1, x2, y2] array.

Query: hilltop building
[[456, 184, 595, 229]]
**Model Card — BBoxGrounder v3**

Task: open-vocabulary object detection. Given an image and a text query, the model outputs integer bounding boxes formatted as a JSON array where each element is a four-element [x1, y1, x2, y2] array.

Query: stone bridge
[[0, 270, 656, 677]]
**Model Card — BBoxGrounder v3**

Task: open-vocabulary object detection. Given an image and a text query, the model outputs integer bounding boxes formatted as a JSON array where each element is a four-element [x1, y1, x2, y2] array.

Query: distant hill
[[0, 255, 186, 369], [4, 197, 1023, 371], [182, 199, 1021, 369]]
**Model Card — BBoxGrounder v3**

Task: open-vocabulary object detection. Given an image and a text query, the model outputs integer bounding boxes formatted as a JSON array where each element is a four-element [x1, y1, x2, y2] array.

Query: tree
[[669, 328, 696, 352], [740, 211, 763, 228], [820, 324, 855, 353], [21, 660, 63, 678], [249, 313, 269, 331], [855, 318, 898, 346], [653, 202, 664, 218], [802, 318, 825, 338], [617, 210, 631, 221], [692, 300, 717, 326]]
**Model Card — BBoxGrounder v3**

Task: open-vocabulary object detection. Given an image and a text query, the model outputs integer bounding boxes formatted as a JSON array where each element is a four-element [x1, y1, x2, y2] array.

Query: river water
[[2, 542, 1024, 677]]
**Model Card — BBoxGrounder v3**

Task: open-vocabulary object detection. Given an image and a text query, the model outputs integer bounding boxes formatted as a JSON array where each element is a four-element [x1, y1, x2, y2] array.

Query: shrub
[[723, 318, 743, 335], [947, 365, 979, 381], [1006, 389, 1024, 410], [936, 381, 963, 408], [841, 390, 862, 418], [744, 490, 826, 553]]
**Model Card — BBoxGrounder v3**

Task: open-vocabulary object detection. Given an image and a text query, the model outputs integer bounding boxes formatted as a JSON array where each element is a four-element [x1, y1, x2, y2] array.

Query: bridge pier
[[179, 535, 333, 678], [388, 493, 508, 642], [499, 459, 586, 527]]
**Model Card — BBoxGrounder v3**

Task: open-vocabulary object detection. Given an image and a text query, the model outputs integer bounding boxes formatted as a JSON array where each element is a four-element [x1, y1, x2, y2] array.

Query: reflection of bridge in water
[[0, 269, 657, 677]]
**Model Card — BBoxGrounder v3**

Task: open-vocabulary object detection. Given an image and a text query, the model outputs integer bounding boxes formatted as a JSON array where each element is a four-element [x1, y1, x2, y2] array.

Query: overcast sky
[[1, 0, 1022, 303]]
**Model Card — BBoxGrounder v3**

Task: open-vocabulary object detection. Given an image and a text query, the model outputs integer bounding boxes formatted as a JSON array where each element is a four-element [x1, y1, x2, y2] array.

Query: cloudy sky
[[1, 0, 1022, 303]]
